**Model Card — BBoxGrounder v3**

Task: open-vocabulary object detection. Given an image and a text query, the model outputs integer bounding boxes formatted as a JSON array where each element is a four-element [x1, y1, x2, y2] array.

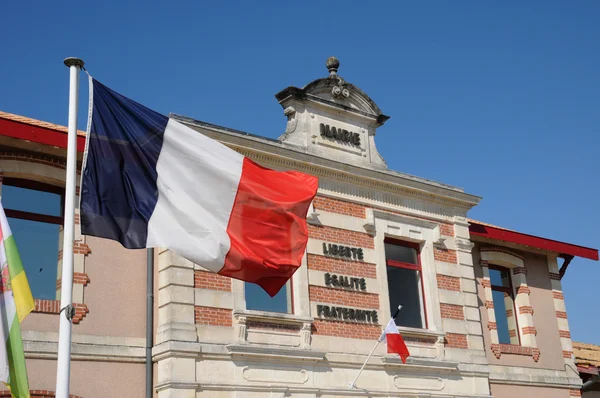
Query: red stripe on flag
[[387, 333, 410, 364], [219, 158, 318, 297]]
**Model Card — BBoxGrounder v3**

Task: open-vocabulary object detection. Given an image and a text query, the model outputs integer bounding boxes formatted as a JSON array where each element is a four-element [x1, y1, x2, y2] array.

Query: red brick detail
[[33, 300, 88, 323], [519, 306, 533, 315], [570, 389, 582, 396], [549, 272, 561, 280], [439, 223, 454, 237], [74, 213, 80, 225], [312, 196, 366, 218], [506, 308, 513, 318], [246, 321, 301, 332], [488, 322, 497, 330], [440, 303, 464, 320], [512, 267, 527, 275], [553, 291, 564, 300], [0, 391, 81, 398], [480, 246, 524, 260], [444, 333, 468, 349], [0, 152, 66, 170], [559, 330, 571, 338], [73, 242, 91, 255], [517, 286, 530, 295], [491, 343, 501, 358], [563, 350, 573, 359], [556, 311, 568, 319], [532, 347, 540, 361], [433, 247, 457, 263], [307, 254, 377, 279], [194, 306, 232, 327], [72, 303, 89, 324], [309, 286, 379, 309], [308, 225, 374, 249], [485, 300, 494, 309], [75, 186, 80, 197], [56, 272, 89, 290], [481, 279, 491, 288], [311, 319, 381, 340], [437, 274, 461, 291], [496, 344, 532, 356], [194, 270, 232, 291], [509, 329, 517, 337], [522, 326, 537, 335]]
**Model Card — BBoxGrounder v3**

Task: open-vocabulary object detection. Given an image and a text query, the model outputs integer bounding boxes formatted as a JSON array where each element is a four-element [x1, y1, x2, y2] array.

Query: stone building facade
[[0, 57, 596, 397]]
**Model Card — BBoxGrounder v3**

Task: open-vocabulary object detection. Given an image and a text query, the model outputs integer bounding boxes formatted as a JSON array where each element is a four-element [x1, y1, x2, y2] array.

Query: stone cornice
[[172, 115, 481, 212]]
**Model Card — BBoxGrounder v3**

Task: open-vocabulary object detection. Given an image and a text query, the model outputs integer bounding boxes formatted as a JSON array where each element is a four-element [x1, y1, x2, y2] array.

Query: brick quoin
[[445, 333, 468, 349], [506, 309, 513, 318], [440, 303, 464, 320], [553, 291, 564, 300], [434, 247, 457, 263], [485, 300, 494, 309], [311, 319, 381, 340], [307, 254, 377, 279], [519, 306, 533, 315], [517, 286, 530, 295], [308, 225, 374, 249], [194, 270, 232, 292], [563, 350, 573, 359], [549, 272, 561, 280], [488, 322, 497, 330], [570, 389, 582, 397], [512, 267, 527, 275], [437, 274, 460, 291], [481, 279, 491, 288], [509, 330, 517, 338], [246, 321, 301, 332], [559, 330, 571, 338], [313, 196, 367, 218], [56, 272, 89, 290], [556, 311, 568, 319], [309, 286, 379, 309], [522, 326, 537, 335], [194, 306, 232, 327]]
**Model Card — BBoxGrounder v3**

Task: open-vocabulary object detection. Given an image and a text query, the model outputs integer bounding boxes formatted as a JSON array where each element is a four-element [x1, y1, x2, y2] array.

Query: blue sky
[[1, 1, 599, 343]]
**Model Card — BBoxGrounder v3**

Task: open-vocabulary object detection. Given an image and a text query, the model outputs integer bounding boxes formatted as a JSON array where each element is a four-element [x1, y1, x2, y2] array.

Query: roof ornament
[[326, 57, 350, 98]]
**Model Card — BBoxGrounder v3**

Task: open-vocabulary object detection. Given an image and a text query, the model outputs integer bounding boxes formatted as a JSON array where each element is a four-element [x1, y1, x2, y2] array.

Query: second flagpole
[[55, 57, 84, 398]]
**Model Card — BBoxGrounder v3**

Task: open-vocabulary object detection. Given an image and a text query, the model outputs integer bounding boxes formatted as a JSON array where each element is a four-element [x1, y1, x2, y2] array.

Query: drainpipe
[[146, 248, 154, 398]]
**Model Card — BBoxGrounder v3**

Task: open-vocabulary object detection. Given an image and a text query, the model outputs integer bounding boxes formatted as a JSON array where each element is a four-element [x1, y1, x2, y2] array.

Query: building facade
[[0, 57, 596, 398]]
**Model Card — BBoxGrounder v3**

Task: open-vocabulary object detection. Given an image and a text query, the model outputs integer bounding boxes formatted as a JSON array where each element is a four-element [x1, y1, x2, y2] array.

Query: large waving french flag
[[80, 78, 318, 296]]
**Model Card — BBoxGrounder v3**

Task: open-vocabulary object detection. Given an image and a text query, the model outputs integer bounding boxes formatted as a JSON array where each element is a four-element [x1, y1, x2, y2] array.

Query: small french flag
[[80, 78, 318, 296], [379, 318, 410, 363]]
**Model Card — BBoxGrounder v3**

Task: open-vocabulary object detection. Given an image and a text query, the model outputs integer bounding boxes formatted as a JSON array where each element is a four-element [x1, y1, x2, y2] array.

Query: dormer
[[275, 57, 390, 170]]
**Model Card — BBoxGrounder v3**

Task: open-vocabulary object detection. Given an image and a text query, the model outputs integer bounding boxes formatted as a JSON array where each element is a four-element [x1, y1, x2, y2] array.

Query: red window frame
[[3, 178, 64, 225], [488, 264, 520, 346], [384, 238, 428, 329]]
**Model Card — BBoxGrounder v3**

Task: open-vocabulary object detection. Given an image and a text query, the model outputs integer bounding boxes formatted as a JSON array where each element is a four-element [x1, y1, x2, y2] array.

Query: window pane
[[387, 266, 423, 328], [8, 218, 59, 300], [3, 185, 62, 217], [385, 243, 418, 265], [492, 290, 520, 345], [245, 282, 289, 313], [489, 268, 511, 288]]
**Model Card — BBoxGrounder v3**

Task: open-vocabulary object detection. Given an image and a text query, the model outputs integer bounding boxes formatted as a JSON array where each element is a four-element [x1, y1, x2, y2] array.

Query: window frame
[[384, 238, 428, 329], [488, 264, 521, 346], [3, 177, 64, 225]]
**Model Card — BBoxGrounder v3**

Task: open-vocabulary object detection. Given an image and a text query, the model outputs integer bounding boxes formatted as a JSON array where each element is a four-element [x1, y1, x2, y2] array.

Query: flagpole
[[348, 305, 402, 389], [55, 57, 84, 398]]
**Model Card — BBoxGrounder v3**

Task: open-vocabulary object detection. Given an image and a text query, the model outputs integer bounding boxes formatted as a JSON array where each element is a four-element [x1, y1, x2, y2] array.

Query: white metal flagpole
[[348, 305, 403, 389], [55, 57, 84, 398]]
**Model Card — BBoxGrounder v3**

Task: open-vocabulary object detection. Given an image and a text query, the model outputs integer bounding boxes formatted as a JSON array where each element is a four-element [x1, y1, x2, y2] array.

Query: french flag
[[379, 318, 410, 364], [79, 78, 318, 296]]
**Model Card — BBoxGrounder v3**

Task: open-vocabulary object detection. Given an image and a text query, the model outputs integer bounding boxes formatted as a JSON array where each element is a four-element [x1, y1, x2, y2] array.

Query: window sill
[[233, 309, 313, 326], [397, 326, 445, 341]]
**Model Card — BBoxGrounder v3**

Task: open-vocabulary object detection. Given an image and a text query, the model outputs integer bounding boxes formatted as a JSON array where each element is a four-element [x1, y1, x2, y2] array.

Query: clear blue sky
[[1, 1, 599, 343]]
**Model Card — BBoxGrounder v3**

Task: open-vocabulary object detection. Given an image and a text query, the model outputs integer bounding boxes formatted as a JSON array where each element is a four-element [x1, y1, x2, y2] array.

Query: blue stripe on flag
[[80, 79, 168, 248]]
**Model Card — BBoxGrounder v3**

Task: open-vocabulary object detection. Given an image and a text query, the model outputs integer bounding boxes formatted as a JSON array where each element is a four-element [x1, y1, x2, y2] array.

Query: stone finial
[[326, 56, 339, 76]]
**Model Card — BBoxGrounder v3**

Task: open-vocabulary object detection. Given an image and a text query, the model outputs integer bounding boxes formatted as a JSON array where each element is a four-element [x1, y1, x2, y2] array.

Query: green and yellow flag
[[0, 201, 35, 398]]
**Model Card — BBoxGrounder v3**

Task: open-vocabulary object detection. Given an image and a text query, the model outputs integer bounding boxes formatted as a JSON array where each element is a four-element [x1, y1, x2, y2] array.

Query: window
[[489, 265, 519, 345], [385, 239, 426, 329], [2, 178, 64, 300], [245, 281, 292, 314]]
